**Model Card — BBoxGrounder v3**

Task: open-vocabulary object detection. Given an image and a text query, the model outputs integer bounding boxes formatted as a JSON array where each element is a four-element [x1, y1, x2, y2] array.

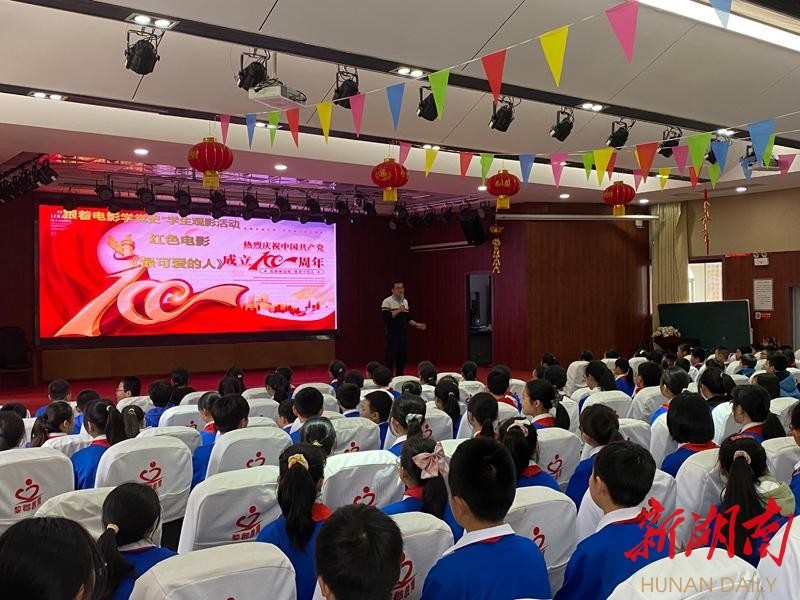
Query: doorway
[[467, 273, 492, 365]]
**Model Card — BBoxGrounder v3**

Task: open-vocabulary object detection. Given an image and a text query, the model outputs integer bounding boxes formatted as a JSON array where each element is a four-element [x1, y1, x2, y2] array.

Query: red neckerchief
[[633, 386, 643, 396], [477, 536, 506, 545], [90, 438, 111, 448], [203, 422, 216, 433], [740, 424, 765, 438], [311, 503, 332, 522], [521, 465, 542, 478], [659, 402, 670, 412], [533, 415, 555, 428], [499, 395, 517, 408], [682, 441, 718, 452], [404, 486, 424, 500]]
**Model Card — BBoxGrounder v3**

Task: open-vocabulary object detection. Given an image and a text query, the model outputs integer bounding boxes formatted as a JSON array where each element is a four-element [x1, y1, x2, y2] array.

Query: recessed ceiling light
[[397, 67, 411, 75], [32, 92, 47, 99], [255, 121, 266, 128], [717, 128, 735, 136], [639, 198, 650, 204], [127, 13, 178, 28], [560, 161, 567, 166], [133, 14, 152, 24], [410, 69, 424, 78], [423, 144, 432, 150], [478, 185, 488, 192], [736, 186, 748, 193], [431, 145, 440, 151], [48, 94, 63, 101], [266, 123, 280, 130], [580, 102, 594, 110], [153, 19, 172, 28], [275, 164, 288, 171], [591, 104, 603, 112], [134, 148, 149, 156], [559, 193, 570, 199]]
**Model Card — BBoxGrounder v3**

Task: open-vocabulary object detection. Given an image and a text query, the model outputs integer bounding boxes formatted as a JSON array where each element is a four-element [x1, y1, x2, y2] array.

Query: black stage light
[[210, 190, 227, 208], [489, 98, 515, 132], [299, 213, 310, 224], [107, 196, 121, 214], [324, 213, 337, 225], [549, 107, 574, 142], [237, 50, 269, 91], [423, 211, 435, 226], [174, 188, 191, 217], [607, 119, 635, 149], [62, 193, 78, 212], [125, 31, 160, 76], [396, 205, 408, 220], [658, 126, 682, 158], [35, 160, 58, 185], [333, 66, 359, 109], [305, 197, 321, 215], [144, 204, 158, 216], [136, 186, 155, 204], [96, 184, 114, 202], [363, 200, 377, 216], [243, 192, 258, 211], [270, 210, 281, 223], [439, 207, 452, 224], [335, 199, 349, 217], [276, 195, 291, 213], [349, 213, 361, 225], [417, 87, 438, 121]]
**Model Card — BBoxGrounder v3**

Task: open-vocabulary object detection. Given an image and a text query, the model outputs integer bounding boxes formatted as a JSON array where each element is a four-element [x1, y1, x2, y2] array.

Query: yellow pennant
[[316, 102, 333, 143], [425, 148, 438, 176], [539, 26, 569, 87], [658, 167, 672, 190], [593, 148, 614, 185]]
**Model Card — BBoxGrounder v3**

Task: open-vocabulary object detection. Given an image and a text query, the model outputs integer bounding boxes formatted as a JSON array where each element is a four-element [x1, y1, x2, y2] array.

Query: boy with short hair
[[115, 376, 141, 402], [372, 366, 400, 399], [486, 368, 517, 410], [191, 393, 249, 488], [72, 389, 100, 435], [738, 354, 757, 378], [344, 369, 364, 388], [290, 387, 324, 442], [144, 380, 175, 428], [422, 438, 550, 599], [336, 383, 361, 417], [714, 345, 730, 365], [359, 390, 393, 447], [767, 351, 800, 399], [34, 379, 71, 417]]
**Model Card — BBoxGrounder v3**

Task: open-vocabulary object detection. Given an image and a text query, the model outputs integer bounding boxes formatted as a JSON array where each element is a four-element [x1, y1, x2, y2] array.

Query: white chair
[[560, 397, 580, 434], [179, 391, 207, 406], [41, 434, 90, 457], [458, 380, 485, 399], [712, 402, 739, 445], [748, 370, 767, 383], [581, 390, 632, 417], [506, 486, 577, 593], [420, 384, 436, 403], [205, 427, 292, 477], [570, 387, 589, 403], [390, 375, 420, 389], [321, 450, 404, 510], [611, 553, 762, 599], [771, 397, 798, 434], [687, 381, 698, 392], [565, 361, 588, 396], [629, 357, 647, 376], [439, 438, 467, 464], [725, 359, 742, 376], [22, 417, 36, 445], [389, 513, 454, 600], [731, 373, 750, 385], [178, 466, 280, 553], [791, 368, 800, 386], [0, 448, 74, 534], [758, 519, 800, 599], [362, 378, 378, 390], [509, 378, 526, 398], [455, 402, 518, 439], [437, 372, 463, 383], [158, 405, 202, 429], [628, 387, 666, 422], [331, 417, 380, 454], [242, 388, 271, 401], [602, 358, 617, 371], [321, 394, 339, 413], [619, 418, 652, 451], [756, 359, 768, 372], [536, 428, 582, 491], [138, 426, 201, 453], [131, 542, 297, 600], [248, 416, 277, 428], [674, 448, 724, 549], [322, 410, 344, 421], [421, 407, 454, 442], [248, 398, 279, 420], [117, 395, 154, 412], [763, 436, 800, 485], [294, 382, 335, 396], [649, 413, 678, 468], [95, 436, 192, 523]]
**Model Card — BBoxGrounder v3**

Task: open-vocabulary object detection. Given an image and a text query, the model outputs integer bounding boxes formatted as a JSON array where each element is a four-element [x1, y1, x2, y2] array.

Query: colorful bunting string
[[539, 26, 569, 87], [658, 167, 672, 190], [778, 154, 796, 177], [459, 152, 473, 179], [219, 114, 230, 145], [710, 0, 733, 28], [582, 153, 593, 180], [316, 102, 333, 142], [519, 154, 535, 186], [385, 83, 405, 130], [672, 146, 688, 176], [481, 50, 507, 103], [267, 111, 280, 146], [480, 153, 495, 182], [593, 148, 614, 185], [286, 108, 300, 147], [349, 93, 366, 137], [605, 0, 639, 63], [245, 114, 257, 148], [398, 142, 411, 166], [428, 69, 450, 120], [424, 147, 438, 176], [635, 142, 658, 182], [550, 152, 568, 188]]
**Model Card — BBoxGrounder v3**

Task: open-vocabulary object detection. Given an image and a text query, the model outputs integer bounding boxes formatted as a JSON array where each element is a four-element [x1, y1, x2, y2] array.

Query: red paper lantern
[[371, 157, 408, 202], [486, 170, 520, 210], [602, 180, 636, 215], [187, 136, 234, 189]]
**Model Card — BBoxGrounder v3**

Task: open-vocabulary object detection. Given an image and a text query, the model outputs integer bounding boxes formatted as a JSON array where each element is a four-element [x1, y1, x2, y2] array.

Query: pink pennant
[[286, 108, 300, 147], [398, 142, 411, 166], [481, 49, 507, 103], [459, 152, 473, 179], [606, 152, 617, 180], [549, 152, 568, 188], [632, 168, 642, 191], [778, 154, 797, 177], [349, 93, 366, 137], [605, 0, 639, 63], [219, 114, 230, 145], [672, 146, 688, 175]]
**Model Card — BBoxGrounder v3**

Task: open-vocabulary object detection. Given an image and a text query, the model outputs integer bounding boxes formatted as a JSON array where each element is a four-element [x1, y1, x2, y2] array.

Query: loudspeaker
[[458, 209, 486, 246]]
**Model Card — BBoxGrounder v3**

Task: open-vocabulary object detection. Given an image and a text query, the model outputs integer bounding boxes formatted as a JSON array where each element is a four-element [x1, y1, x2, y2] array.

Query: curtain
[[650, 202, 688, 327]]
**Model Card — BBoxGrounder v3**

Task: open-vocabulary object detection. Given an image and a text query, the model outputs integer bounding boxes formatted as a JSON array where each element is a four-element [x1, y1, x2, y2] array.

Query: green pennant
[[582, 152, 593, 180], [708, 162, 721, 188], [480, 153, 494, 182], [428, 69, 450, 120], [763, 133, 776, 165], [687, 132, 712, 174], [268, 111, 280, 146]]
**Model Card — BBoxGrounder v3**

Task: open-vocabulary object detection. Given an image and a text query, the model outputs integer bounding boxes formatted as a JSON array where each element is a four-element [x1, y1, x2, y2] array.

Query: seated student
[[714, 345, 730, 365], [730, 384, 785, 443], [315, 504, 403, 600], [301, 417, 337, 456], [661, 352, 677, 369], [401, 380, 423, 396], [767, 351, 800, 399], [556, 442, 667, 599], [783, 347, 798, 369], [580, 350, 594, 362], [373, 366, 399, 399], [422, 438, 550, 600], [604, 348, 620, 359], [34, 378, 71, 417], [565, 404, 623, 509], [197, 391, 220, 445], [387, 393, 426, 456], [71, 399, 131, 489], [676, 343, 692, 360], [521, 379, 570, 429], [359, 390, 393, 447], [735, 344, 754, 362], [383, 437, 462, 540], [328, 359, 346, 392], [541, 352, 560, 367], [72, 389, 100, 435], [266, 372, 290, 403], [499, 417, 558, 491], [170, 367, 194, 405], [544, 364, 569, 398], [121, 405, 144, 439], [336, 383, 361, 417], [649, 367, 692, 425], [690, 347, 707, 379], [344, 369, 364, 389], [674, 357, 691, 374], [461, 360, 479, 381], [579, 361, 618, 409], [218, 376, 243, 396], [0, 516, 105, 600], [191, 394, 249, 488], [0, 412, 24, 451], [30, 401, 74, 447], [614, 358, 635, 397], [698, 367, 730, 410], [0, 402, 28, 419], [737, 353, 758, 378], [257, 444, 331, 600], [633, 360, 662, 398], [531, 366, 547, 380], [648, 350, 665, 367], [225, 366, 247, 392], [466, 393, 498, 439], [711, 436, 795, 566], [753, 372, 781, 400], [144, 380, 174, 428], [661, 392, 717, 477], [277, 399, 296, 432], [418, 361, 438, 387], [276, 365, 296, 396], [115, 376, 142, 403], [97, 483, 176, 600], [789, 403, 800, 512], [486, 367, 517, 410], [434, 379, 461, 438], [365, 360, 382, 381], [289, 388, 325, 444]]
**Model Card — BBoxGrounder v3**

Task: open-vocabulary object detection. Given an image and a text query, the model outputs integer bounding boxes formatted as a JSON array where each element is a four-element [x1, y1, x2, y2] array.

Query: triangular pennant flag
[[763, 133, 776, 165], [709, 139, 730, 172], [687, 132, 712, 174], [672, 145, 689, 175], [710, 0, 733, 27], [459, 152, 473, 179], [519, 154, 535, 186], [481, 49, 507, 102], [605, 0, 639, 62], [635, 142, 659, 182], [606, 152, 617, 180], [748, 119, 776, 166], [348, 93, 366, 137], [245, 113, 257, 149], [632, 168, 642, 191], [219, 114, 230, 145], [424, 147, 438, 176], [689, 166, 700, 190], [267, 111, 280, 146], [582, 153, 593, 180], [398, 142, 411, 166], [428, 69, 450, 120], [286, 108, 300, 147], [480, 153, 494, 182], [539, 26, 569, 87], [778, 154, 797, 177], [316, 102, 333, 142], [708, 162, 721, 188], [593, 148, 614, 185], [740, 157, 754, 180], [385, 83, 405, 130], [658, 167, 672, 190], [549, 152, 567, 188]]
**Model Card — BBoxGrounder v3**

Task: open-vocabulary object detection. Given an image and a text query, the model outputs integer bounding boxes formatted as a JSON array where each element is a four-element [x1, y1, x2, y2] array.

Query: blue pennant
[[519, 154, 535, 186], [385, 83, 405, 130]]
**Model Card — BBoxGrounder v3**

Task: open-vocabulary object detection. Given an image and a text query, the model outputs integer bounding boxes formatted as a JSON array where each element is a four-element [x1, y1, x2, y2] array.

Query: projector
[[248, 84, 307, 110]]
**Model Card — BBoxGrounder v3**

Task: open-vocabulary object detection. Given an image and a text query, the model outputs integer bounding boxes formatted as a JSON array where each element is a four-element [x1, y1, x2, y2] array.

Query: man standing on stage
[[381, 281, 426, 376]]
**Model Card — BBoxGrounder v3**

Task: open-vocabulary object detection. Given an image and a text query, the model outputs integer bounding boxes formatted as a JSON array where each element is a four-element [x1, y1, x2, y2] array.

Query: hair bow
[[506, 419, 529, 437], [733, 449, 751, 465], [411, 442, 446, 480], [405, 413, 424, 425], [287, 453, 309, 470]]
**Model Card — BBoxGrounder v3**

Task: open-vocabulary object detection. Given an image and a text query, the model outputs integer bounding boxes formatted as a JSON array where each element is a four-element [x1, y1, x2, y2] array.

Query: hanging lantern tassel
[[490, 224, 503, 274], [701, 187, 711, 255]]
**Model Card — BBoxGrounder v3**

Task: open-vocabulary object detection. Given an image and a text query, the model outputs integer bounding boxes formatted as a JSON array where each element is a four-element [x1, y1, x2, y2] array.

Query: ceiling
[[2, 0, 800, 208]]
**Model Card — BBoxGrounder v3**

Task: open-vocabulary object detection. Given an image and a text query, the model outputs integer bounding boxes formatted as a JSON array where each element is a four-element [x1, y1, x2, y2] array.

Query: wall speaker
[[458, 209, 486, 246]]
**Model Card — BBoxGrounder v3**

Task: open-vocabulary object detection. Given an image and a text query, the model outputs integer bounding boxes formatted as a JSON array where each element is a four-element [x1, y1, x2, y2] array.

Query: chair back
[[725, 360, 741, 376], [674, 448, 724, 548], [711, 403, 739, 445], [649, 414, 678, 468], [389, 513, 454, 600], [770, 397, 798, 434], [41, 434, 91, 457], [390, 375, 420, 389], [22, 417, 36, 445], [535, 428, 582, 490], [242, 388, 271, 401], [455, 402, 518, 439], [437, 372, 463, 383], [248, 398, 279, 420], [565, 361, 588, 396], [321, 450, 404, 510], [619, 418, 652, 451], [758, 519, 800, 599], [179, 391, 206, 406], [321, 394, 339, 413], [159, 405, 202, 429], [602, 358, 617, 372], [420, 384, 436, 403], [247, 416, 277, 428], [509, 378, 526, 398], [117, 396, 154, 412], [438, 438, 467, 465], [628, 386, 666, 422], [458, 380, 485, 399], [206, 427, 292, 477], [581, 390, 632, 417], [731, 373, 749, 385], [35, 487, 121, 540], [628, 357, 647, 376], [331, 417, 380, 454], [763, 436, 800, 485], [138, 426, 201, 453], [294, 382, 335, 396], [560, 397, 580, 434]]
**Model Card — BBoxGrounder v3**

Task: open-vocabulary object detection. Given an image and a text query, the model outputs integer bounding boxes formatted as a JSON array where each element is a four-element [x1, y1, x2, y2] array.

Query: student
[[373, 366, 399, 399], [328, 359, 346, 391], [336, 383, 361, 417], [753, 372, 781, 400], [714, 345, 730, 365], [531, 366, 547, 380], [401, 380, 423, 396], [541, 353, 560, 367], [289, 388, 325, 443], [675, 357, 691, 374], [301, 417, 337, 456], [276, 365, 295, 395], [197, 391, 220, 445], [97, 483, 175, 600], [170, 367, 194, 405], [486, 368, 517, 410], [30, 401, 74, 447], [767, 351, 800, 399], [579, 350, 594, 362], [315, 504, 403, 600], [579, 360, 617, 409], [649, 367, 692, 425], [565, 404, 623, 509], [698, 367, 730, 410], [544, 365, 569, 397], [730, 384, 785, 443], [218, 376, 243, 396], [676, 343, 692, 359], [359, 390, 393, 447], [258, 444, 331, 600], [633, 361, 662, 398], [365, 360, 382, 381], [0, 402, 28, 419], [0, 516, 106, 600], [191, 394, 249, 488], [277, 399, 296, 431], [73, 389, 100, 435], [71, 399, 130, 489], [461, 360, 479, 381], [521, 379, 570, 429], [466, 392, 498, 439], [418, 361, 438, 386], [383, 437, 461, 539], [604, 348, 620, 359], [34, 378, 71, 417], [421, 438, 550, 600], [738, 353, 758, 378], [266, 372, 290, 404], [661, 352, 677, 369], [735, 345, 754, 362], [434, 379, 461, 438], [556, 442, 667, 599], [0, 411, 24, 451], [613, 358, 635, 397], [499, 417, 558, 491], [661, 393, 717, 477], [115, 376, 142, 402], [343, 369, 364, 389], [225, 366, 247, 392], [121, 405, 144, 440], [144, 380, 174, 428], [387, 393, 426, 456]]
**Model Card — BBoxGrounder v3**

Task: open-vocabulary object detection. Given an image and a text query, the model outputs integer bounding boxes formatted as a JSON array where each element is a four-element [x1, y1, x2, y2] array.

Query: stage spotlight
[[362, 199, 377, 216], [396, 204, 409, 220], [305, 196, 321, 215], [125, 29, 161, 76], [350, 213, 361, 225], [549, 107, 574, 142], [657, 126, 682, 158], [335, 199, 349, 217], [107, 195, 121, 214], [95, 184, 114, 202], [489, 97, 516, 132], [299, 212, 310, 224], [34, 160, 58, 185], [270, 212, 282, 224], [322, 213, 336, 225], [417, 87, 438, 121], [243, 192, 258, 211], [174, 188, 192, 217], [237, 49, 269, 91], [143, 203, 158, 216], [136, 186, 155, 204], [210, 190, 227, 220], [276, 195, 291, 213], [607, 119, 635, 149], [332, 66, 359, 109]]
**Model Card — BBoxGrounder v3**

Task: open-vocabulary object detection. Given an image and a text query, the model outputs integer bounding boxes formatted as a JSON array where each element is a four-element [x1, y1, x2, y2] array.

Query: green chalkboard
[[658, 300, 752, 349]]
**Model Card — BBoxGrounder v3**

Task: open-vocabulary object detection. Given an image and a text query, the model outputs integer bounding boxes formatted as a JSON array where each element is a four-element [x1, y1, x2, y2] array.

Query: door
[[467, 273, 492, 365]]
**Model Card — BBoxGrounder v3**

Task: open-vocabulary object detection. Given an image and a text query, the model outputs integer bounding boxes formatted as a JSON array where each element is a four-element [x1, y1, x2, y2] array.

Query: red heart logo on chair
[[14, 479, 40, 502], [392, 552, 415, 589], [344, 441, 360, 453], [353, 486, 376, 506], [139, 461, 162, 483], [246, 451, 266, 468], [547, 454, 563, 477], [423, 423, 433, 438], [235, 505, 261, 532], [188, 420, 198, 429], [532, 526, 548, 552]]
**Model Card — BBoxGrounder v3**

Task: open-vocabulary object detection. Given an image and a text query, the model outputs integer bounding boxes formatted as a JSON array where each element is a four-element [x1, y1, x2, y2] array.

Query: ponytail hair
[[84, 400, 127, 445], [468, 393, 498, 439], [301, 417, 337, 456], [585, 360, 616, 392], [731, 385, 786, 440], [400, 437, 447, 518], [524, 379, 570, 430], [390, 393, 427, 438], [97, 483, 161, 600], [328, 360, 346, 386], [277, 443, 326, 550], [461, 360, 478, 381], [699, 367, 726, 396], [31, 401, 73, 447], [434, 379, 461, 426], [499, 417, 538, 477], [418, 361, 437, 386], [0, 412, 24, 451], [266, 373, 289, 404], [579, 404, 623, 446], [615, 358, 634, 385], [121, 405, 143, 439]]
